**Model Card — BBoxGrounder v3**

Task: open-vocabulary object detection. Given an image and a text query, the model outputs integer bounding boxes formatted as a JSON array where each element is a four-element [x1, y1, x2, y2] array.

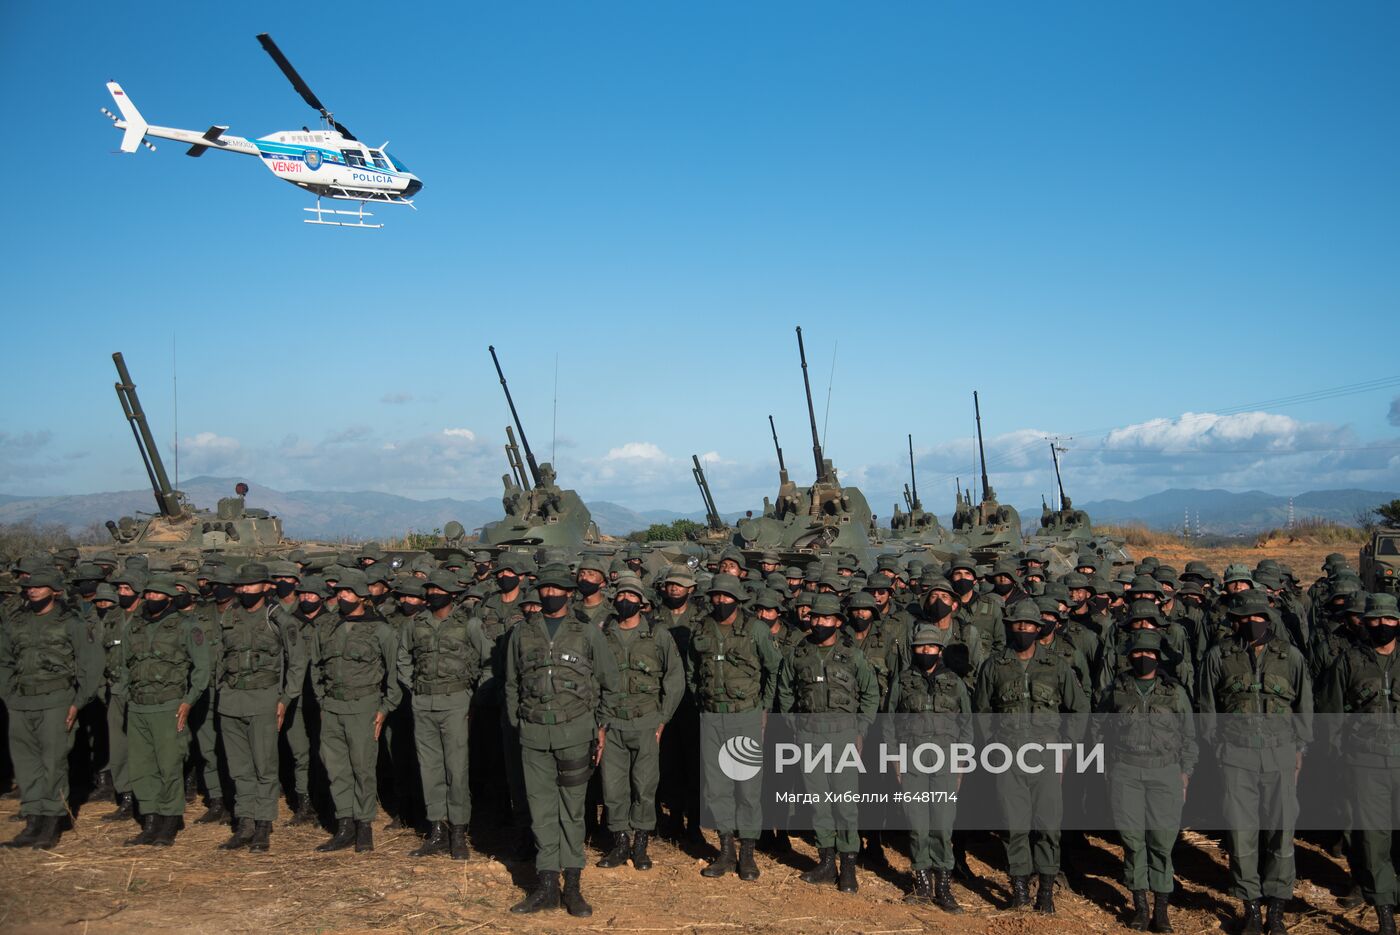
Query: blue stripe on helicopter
[[254, 142, 406, 178]]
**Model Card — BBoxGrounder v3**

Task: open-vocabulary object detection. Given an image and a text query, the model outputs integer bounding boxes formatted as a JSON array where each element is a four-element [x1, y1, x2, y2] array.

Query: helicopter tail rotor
[[105, 81, 150, 153]]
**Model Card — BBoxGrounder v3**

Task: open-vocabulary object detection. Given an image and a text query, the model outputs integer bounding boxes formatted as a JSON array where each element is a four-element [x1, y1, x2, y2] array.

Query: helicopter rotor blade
[[255, 33, 356, 140]]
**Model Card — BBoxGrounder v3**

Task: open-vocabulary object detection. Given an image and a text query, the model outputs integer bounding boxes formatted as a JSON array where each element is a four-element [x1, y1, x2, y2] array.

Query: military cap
[[235, 562, 272, 585], [286, 548, 308, 564], [142, 575, 181, 598], [1022, 567, 1047, 581], [577, 555, 609, 575], [22, 569, 64, 590], [172, 574, 199, 594], [110, 568, 148, 590], [471, 550, 493, 564], [296, 574, 329, 596], [847, 591, 878, 611], [761, 572, 786, 592], [760, 550, 782, 565], [335, 568, 371, 598], [1090, 573, 1114, 594], [1254, 569, 1283, 590], [16, 555, 55, 575], [946, 555, 978, 574], [204, 565, 235, 586], [1060, 572, 1091, 591], [836, 554, 860, 572], [1226, 590, 1273, 618], [1222, 563, 1254, 585], [752, 589, 784, 611], [876, 554, 901, 572], [71, 562, 105, 582], [1115, 570, 1136, 586], [613, 574, 647, 597], [1324, 552, 1348, 569], [359, 545, 387, 563], [911, 625, 950, 647], [403, 555, 432, 575], [520, 587, 542, 606], [793, 592, 815, 608], [1042, 581, 1070, 603], [1127, 575, 1163, 597], [864, 572, 896, 592], [1255, 559, 1280, 573], [439, 549, 470, 567], [707, 573, 746, 601], [809, 593, 845, 619], [662, 564, 697, 588], [493, 554, 529, 575], [1126, 599, 1165, 625], [609, 557, 631, 576], [783, 566, 805, 579], [92, 551, 119, 568], [396, 577, 427, 599], [819, 575, 849, 594], [1177, 581, 1204, 598], [1074, 555, 1100, 571], [1005, 599, 1043, 625], [364, 564, 394, 585], [535, 563, 577, 591], [1126, 629, 1165, 655], [1343, 591, 1368, 615], [1182, 560, 1216, 582], [905, 559, 926, 577], [1139, 556, 1161, 571], [426, 569, 466, 593], [992, 558, 1020, 578], [467, 582, 492, 601], [719, 547, 746, 566], [923, 575, 956, 595], [266, 560, 300, 580], [1365, 594, 1400, 620], [803, 567, 823, 583], [93, 583, 118, 603], [1278, 564, 1299, 584]]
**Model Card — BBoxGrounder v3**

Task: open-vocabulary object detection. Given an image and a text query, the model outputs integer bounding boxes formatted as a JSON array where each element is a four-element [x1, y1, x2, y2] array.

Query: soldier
[[310, 568, 401, 854], [1318, 593, 1400, 935], [1099, 600, 1196, 701], [190, 564, 234, 824], [275, 575, 327, 825], [888, 624, 972, 911], [574, 557, 612, 629], [974, 599, 1089, 913], [505, 564, 621, 918], [87, 581, 137, 823], [777, 593, 879, 893], [215, 563, 304, 853], [688, 572, 783, 881], [1199, 590, 1312, 935], [1095, 629, 1196, 933], [116, 575, 211, 847], [656, 564, 705, 840], [948, 556, 1004, 651], [596, 574, 683, 871], [397, 570, 490, 861], [0, 569, 103, 849]]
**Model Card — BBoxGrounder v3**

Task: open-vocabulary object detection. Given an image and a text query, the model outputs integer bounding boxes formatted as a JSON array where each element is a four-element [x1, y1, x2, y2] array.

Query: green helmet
[[1126, 599, 1164, 626], [911, 625, 949, 648], [1126, 629, 1164, 655], [1365, 593, 1400, 620], [1004, 599, 1042, 625], [707, 573, 746, 601], [142, 575, 181, 599], [426, 570, 466, 593], [613, 574, 646, 598], [535, 564, 576, 591], [1222, 563, 1254, 585], [809, 593, 845, 619]]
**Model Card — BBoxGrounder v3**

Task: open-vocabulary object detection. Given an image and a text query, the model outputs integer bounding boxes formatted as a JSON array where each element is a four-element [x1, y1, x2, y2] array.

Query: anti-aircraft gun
[[478, 346, 600, 550], [949, 391, 1022, 560], [105, 352, 284, 558], [890, 433, 945, 537], [1037, 441, 1092, 538], [1025, 440, 1133, 569]]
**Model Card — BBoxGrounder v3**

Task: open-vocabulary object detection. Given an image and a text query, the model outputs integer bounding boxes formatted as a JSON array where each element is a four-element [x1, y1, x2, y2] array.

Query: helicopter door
[[341, 149, 366, 167]]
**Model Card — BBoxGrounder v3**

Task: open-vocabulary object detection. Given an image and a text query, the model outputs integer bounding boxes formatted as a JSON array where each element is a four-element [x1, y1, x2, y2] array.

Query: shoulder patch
[[192, 627, 205, 646]]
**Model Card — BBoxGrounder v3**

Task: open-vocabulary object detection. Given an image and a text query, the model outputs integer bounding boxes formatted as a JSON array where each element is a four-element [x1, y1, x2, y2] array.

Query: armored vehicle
[[948, 391, 1022, 561], [1361, 528, 1400, 593]]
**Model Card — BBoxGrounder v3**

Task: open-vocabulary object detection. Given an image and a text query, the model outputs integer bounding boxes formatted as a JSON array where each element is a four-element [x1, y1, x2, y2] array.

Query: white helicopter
[[103, 33, 422, 229]]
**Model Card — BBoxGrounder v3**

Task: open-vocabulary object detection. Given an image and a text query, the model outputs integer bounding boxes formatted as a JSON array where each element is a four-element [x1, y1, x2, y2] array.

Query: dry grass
[[1098, 523, 1182, 550]]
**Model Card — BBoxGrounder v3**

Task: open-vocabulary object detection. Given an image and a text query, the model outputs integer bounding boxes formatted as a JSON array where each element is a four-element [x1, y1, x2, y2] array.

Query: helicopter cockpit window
[[342, 149, 366, 168], [368, 150, 391, 170], [387, 153, 411, 173]]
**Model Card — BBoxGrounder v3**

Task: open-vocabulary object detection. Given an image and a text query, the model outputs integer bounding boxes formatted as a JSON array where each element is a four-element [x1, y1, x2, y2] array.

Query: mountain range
[[0, 476, 1393, 540]]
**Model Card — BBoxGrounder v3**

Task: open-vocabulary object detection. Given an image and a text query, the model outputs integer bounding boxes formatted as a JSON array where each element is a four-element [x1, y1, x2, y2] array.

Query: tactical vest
[[8, 609, 77, 696], [604, 620, 664, 720], [855, 619, 900, 704], [789, 636, 862, 715], [893, 667, 964, 744], [318, 615, 385, 702], [986, 650, 1066, 715], [516, 617, 596, 725], [1338, 645, 1400, 756], [220, 605, 283, 691], [691, 616, 763, 713], [1211, 638, 1298, 745], [1104, 672, 1189, 765], [126, 612, 191, 705], [407, 611, 482, 695]]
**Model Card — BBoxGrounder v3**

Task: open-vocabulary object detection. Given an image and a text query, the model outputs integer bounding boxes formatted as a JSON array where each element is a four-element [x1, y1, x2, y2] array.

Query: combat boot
[[510, 870, 560, 913], [287, 794, 317, 826], [194, 799, 228, 825], [1150, 891, 1173, 933], [124, 814, 157, 846], [151, 814, 180, 847], [597, 831, 631, 868], [631, 831, 653, 871], [102, 793, 134, 822], [220, 818, 256, 850], [1009, 874, 1032, 908], [904, 869, 932, 904], [933, 870, 962, 914], [411, 821, 449, 858], [92, 769, 115, 799], [1129, 890, 1150, 930], [28, 816, 63, 850], [737, 839, 760, 881], [802, 848, 837, 885], [1240, 899, 1263, 935], [861, 831, 890, 870], [1264, 898, 1287, 935], [1340, 884, 1365, 909], [354, 820, 374, 853], [248, 821, 272, 853], [702, 833, 737, 878], [183, 773, 198, 803], [316, 818, 356, 852], [2, 816, 40, 848], [449, 825, 470, 861], [561, 868, 592, 918], [1034, 873, 1056, 914], [837, 853, 858, 893], [1378, 904, 1397, 935]]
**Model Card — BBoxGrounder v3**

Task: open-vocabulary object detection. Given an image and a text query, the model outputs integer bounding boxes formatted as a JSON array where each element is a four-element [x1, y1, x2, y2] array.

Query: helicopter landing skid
[[303, 197, 382, 229]]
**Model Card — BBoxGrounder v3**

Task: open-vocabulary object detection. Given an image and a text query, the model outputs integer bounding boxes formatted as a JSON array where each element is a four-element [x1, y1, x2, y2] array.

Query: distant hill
[[1074, 488, 1398, 535]]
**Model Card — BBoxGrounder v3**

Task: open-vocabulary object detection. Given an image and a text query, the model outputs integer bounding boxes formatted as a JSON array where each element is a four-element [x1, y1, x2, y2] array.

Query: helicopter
[[101, 33, 422, 229]]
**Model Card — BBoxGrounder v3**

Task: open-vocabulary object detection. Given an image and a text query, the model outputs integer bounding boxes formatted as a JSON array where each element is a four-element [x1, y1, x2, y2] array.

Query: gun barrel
[[768, 414, 787, 474], [692, 454, 723, 530], [974, 391, 990, 502], [907, 433, 920, 508], [504, 426, 527, 489], [796, 327, 825, 481], [489, 346, 542, 487], [112, 352, 182, 518], [1050, 441, 1068, 507]]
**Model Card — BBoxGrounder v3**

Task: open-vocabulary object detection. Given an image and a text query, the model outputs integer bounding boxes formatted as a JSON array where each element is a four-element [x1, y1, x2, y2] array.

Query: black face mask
[[927, 599, 952, 622], [711, 601, 736, 622], [118, 592, 138, 610], [25, 597, 53, 614], [143, 598, 170, 618], [1240, 618, 1271, 643], [849, 614, 873, 633], [1370, 623, 1400, 648], [912, 652, 941, 672], [425, 593, 453, 611], [1091, 595, 1111, 614], [274, 581, 296, 600], [237, 592, 264, 609], [1038, 620, 1059, 639], [991, 581, 1014, 597], [174, 593, 195, 611], [198, 582, 214, 599], [76, 583, 98, 599], [614, 597, 642, 620], [213, 584, 235, 603], [1130, 655, 1160, 678], [298, 599, 322, 617], [807, 624, 840, 643], [951, 578, 975, 596], [1008, 629, 1038, 652], [339, 597, 363, 615], [541, 594, 570, 615], [662, 593, 688, 610], [496, 573, 520, 593], [576, 580, 602, 598], [95, 604, 113, 619]]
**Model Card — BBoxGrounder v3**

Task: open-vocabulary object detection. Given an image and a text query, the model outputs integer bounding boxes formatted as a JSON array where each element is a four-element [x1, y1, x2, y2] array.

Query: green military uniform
[[215, 564, 304, 849], [272, 575, 326, 823], [1198, 590, 1312, 925], [1098, 602, 1197, 702], [1094, 629, 1196, 930], [115, 576, 211, 844], [396, 570, 490, 858], [476, 559, 530, 837], [0, 570, 103, 848], [191, 569, 234, 816]]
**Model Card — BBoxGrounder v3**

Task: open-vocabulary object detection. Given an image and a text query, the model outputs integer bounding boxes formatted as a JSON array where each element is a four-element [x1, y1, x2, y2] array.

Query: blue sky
[[2, 1, 1398, 514]]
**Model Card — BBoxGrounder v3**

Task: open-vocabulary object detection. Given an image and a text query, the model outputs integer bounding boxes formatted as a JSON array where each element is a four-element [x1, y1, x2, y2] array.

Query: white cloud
[[603, 441, 668, 462], [443, 428, 477, 441], [179, 432, 244, 474]]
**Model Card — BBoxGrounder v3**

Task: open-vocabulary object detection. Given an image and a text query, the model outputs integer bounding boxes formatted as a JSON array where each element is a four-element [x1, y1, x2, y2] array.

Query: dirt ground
[[0, 537, 1369, 934]]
